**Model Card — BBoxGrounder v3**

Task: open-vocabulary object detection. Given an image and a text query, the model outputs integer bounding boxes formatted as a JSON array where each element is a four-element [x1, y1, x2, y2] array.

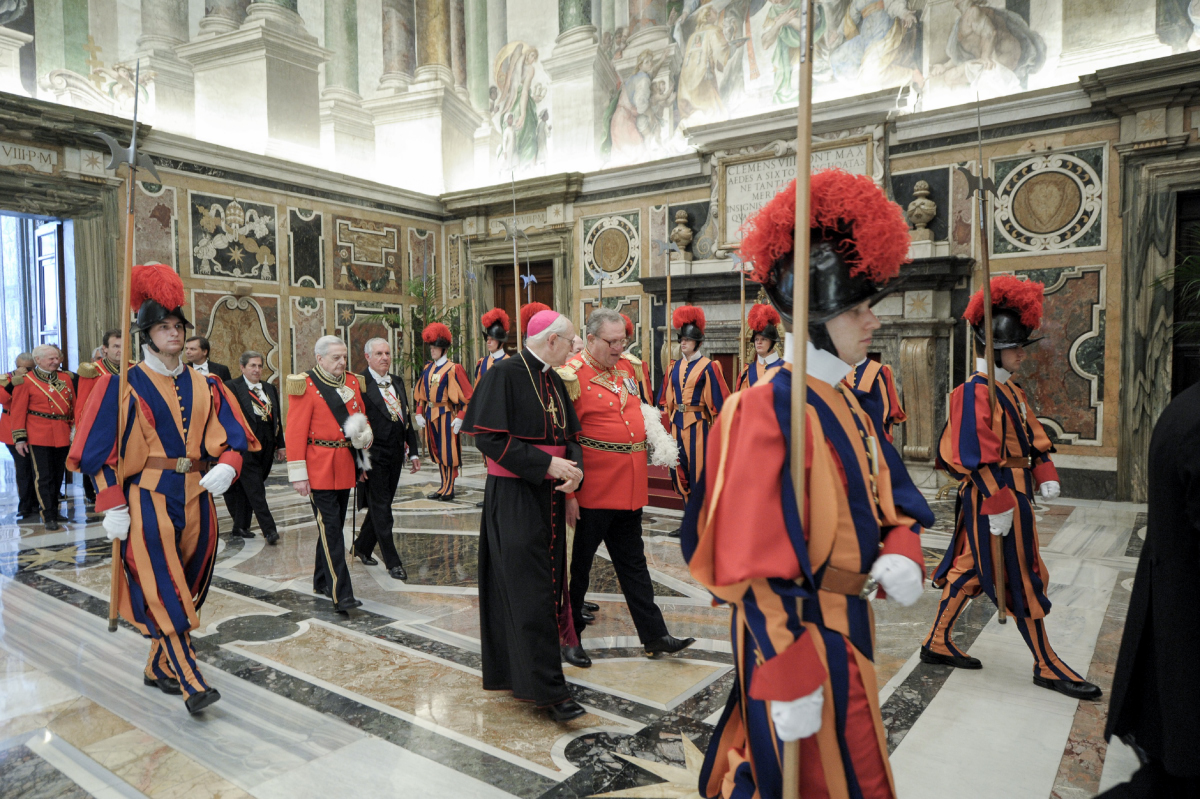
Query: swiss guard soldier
[[845, 356, 906, 443], [285, 335, 373, 613], [683, 170, 927, 798], [922, 275, 1101, 700], [658, 306, 729, 519], [77, 329, 125, 506], [68, 264, 255, 713], [413, 323, 473, 501], [735, 303, 783, 390], [474, 308, 511, 386], [12, 344, 77, 530]]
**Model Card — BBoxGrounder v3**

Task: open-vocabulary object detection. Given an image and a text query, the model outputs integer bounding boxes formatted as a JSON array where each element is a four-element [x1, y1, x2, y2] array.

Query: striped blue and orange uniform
[[473, 350, 509, 387], [658, 354, 729, 501], [845, 359, 906, 443], [67, 363, 256, 697], [734, 355, 782, 392], [682, 363, 925, 799], [414, 358, 473, 497], [924, 368, 1081, 682]]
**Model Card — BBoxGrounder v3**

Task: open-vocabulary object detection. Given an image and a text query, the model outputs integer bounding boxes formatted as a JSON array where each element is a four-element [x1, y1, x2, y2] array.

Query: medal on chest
[[337, 385, 354, 403], [623, 377, 638, 396]]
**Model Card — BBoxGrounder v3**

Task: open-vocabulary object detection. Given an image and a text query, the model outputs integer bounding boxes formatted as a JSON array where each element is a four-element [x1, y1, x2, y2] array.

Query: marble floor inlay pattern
[[0, 450, 1143, 798]]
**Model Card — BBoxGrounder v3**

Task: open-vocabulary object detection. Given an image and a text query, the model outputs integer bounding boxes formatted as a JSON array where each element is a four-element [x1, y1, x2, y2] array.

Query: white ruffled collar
[[142, 345, 185, 378]]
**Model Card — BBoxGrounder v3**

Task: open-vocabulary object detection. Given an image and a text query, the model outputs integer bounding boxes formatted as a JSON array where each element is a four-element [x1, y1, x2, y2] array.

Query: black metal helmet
[[480, 308, 510, 343], [673, 306, 706, 344], [972, 308, 1043, 351]]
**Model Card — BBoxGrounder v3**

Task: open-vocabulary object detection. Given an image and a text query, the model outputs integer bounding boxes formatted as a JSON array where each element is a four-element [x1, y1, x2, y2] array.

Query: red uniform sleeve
[[285, 387, 314, 482]]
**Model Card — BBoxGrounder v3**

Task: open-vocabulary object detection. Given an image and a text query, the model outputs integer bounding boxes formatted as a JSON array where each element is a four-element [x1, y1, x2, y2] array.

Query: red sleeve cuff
[[980, 488, 1016, 515], [218, 450, 243, 476], [748, 633, 827, 702], [96, 485, 125, 512], [881, 526, 925, 578], [1032, 461, 1059, 487]]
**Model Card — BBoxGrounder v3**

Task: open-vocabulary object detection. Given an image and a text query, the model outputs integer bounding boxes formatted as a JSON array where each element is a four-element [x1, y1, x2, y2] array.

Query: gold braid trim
[[555, 366, 581, 401], [621, 353, 642, 367], [286, 374, 309, 396], [77, 362, 100, 379]]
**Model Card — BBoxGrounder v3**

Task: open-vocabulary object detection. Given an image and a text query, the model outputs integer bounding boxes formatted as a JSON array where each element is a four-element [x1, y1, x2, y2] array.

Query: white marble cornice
[[892, 85, 1094, 145]]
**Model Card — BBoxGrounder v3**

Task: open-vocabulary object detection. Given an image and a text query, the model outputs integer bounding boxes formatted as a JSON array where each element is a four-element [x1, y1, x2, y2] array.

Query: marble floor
[[0, 452, 1142, 798]]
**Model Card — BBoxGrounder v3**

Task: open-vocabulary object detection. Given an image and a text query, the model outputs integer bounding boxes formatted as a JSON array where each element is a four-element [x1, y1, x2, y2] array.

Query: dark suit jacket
[[192, 360, 232, 381], [359, 370, 420, 459], [1106, 380, 1200, 776], [224, 376, 282, 454]]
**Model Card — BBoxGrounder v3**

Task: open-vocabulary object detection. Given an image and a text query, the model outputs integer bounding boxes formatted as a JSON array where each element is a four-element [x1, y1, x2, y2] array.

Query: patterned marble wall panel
[[580, 295, 643, 361], [407, 228, 436, 286], [991, 144, 1107, 258], [287, 208, 324, 288], [951, 163, 974, 257], [192, 291, 281, 385], [648, 204, 667, 278], [447, 233, 463, 301], [189, 192, 279, 281], [134, 181, 177, 268], [891, 166, 950, 242], [333, 215, 402, 295], [1005, 265, 1106, 446], [289, 296, 326, 375], [582, 211, 640, 289], [334, 300, 404, 377]]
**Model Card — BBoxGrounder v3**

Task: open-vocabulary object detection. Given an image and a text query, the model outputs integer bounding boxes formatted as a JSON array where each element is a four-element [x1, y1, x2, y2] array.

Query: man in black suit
[[185, 336, 232, 381], [353, 337, 421, 579], [223, 350, 282, 544], [1100, 380, 1200, 797]]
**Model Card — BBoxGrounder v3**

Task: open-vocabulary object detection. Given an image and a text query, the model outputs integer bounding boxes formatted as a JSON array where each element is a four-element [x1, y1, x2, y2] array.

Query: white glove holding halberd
[[451, 418, 462, 435], [414, 414, 426, 430], [870, 554, 924, 607], [1039, 480, 1060, 500], [987, 508, 1014, 537], [103, 505, 130, 541], [199, 463, 236, 497], [771, 687, 824, 741]]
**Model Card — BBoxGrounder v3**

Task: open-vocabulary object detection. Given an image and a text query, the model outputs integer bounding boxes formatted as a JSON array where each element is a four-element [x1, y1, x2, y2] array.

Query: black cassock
[[462, 348, 583, 706]]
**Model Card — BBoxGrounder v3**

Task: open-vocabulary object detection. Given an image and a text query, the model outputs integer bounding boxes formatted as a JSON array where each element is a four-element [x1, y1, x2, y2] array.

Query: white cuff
[[287, 460, 309, 482]]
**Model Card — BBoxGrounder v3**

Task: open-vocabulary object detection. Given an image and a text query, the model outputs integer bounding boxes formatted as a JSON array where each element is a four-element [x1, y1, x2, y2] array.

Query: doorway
[[0, 214, 65, 367], [492, 260, 554, 351], [1173, 192, 1200, 396]]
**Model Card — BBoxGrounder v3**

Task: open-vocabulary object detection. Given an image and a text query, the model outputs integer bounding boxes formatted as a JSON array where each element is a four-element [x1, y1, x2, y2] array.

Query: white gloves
[[199, 463, 237, 497], [103, 505, 131, 541], [351, 426, 373, 450], [987, 508, 1014, 537], [1039, 480, 1060, 500], [451, 418, 462, 435], [870, 554, 924, 607], [771, 687, 824, 741], [414, 415, 426, 430]]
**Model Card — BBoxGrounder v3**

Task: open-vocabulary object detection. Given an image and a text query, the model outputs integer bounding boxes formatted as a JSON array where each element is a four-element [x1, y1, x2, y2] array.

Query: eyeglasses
[[595, 336, 627, 350]]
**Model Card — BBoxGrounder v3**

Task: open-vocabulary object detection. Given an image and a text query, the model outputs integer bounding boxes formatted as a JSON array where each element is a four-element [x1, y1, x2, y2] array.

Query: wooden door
[[492, 261, 554, 351], [34, 221, 65, 352]]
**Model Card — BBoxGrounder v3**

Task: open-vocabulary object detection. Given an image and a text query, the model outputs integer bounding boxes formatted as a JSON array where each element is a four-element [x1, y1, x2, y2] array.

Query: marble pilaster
[[0, 27, 33, 97], [134, 0, 195, 135], [463, 0, 489, 111], [601, 0, 615, 35], [449, 0, 469, 101], [378, 0, 416, 93], [321, 0, 375, 173], [486, 0, 507, 75], [197, 0, 250, 37], [543, 5, 612, 174], [414, 0, 453, 86], [177, 2, 331, 160], [625, 0, 668, 52]]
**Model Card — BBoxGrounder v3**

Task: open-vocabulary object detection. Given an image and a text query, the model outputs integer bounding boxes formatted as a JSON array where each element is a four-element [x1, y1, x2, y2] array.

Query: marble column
[[450, 0, 469, 100], [601, 0, 615, 35], [464, 0, 489, 111], [178, 0, 330, 159], [321, 0, 375, 174], [135, 0, 195, 135], [378, 0, 416, 93], [626, 0, 668, 51], [544, 0, 612, 172], [486, 0, 507, 77], [197, 0, 250, 37], [415, 0, 453, 85]]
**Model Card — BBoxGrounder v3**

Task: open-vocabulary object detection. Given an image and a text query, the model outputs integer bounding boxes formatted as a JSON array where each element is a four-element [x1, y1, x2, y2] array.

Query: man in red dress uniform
[[12, 344, 76, 530], [286, 335, 373, 613], [0, 353, 35, 519]]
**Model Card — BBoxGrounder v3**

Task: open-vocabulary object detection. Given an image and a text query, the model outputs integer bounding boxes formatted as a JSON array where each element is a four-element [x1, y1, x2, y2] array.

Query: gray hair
[[363, 337, 389, 355], [526, 313, 573, 346], [313, 335, 345, 358], [91, 346, 105, 360], [585, 307, 623, 338], [31, 344, 59, 362], [240, 350, 264, 367], [14, 352, 31, 367]]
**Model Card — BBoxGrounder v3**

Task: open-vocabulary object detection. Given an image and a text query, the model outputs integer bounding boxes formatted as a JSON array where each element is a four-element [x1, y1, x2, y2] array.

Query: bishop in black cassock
[[461, 311, 586, 722]]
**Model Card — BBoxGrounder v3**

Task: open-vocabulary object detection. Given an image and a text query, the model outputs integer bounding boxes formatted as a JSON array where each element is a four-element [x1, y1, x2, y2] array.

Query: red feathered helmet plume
[[736, 170, 911, 328], [481, 308, 510, 342], [621, 313, 634, 339], [747, 303, 782, 344], [520, 302, 551, 335], [673, 305, 706, 343], [422, 322, 453, 349], [131, 263, 192, 333], [965, 274, 1045, 350]]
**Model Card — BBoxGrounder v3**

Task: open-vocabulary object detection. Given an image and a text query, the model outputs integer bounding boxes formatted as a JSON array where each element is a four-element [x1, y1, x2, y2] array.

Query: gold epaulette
[[286, 373, 309, 396], [9, 372, 23, 386], [77, 362, 100, 379], [621, 353, 642, 367], [555, 366, 581, 401]]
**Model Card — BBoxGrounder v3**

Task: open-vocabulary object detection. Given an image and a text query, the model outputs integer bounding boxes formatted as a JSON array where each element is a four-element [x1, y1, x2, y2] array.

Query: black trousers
[[29, 445, 68, 519], [569, 507, 668, 644], [6, 443, 36, 514], [310, 488, 354, 606], [225, 448, 277, 537], [355, 449, 404, 570], [1096, 760, 1200, 797]]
